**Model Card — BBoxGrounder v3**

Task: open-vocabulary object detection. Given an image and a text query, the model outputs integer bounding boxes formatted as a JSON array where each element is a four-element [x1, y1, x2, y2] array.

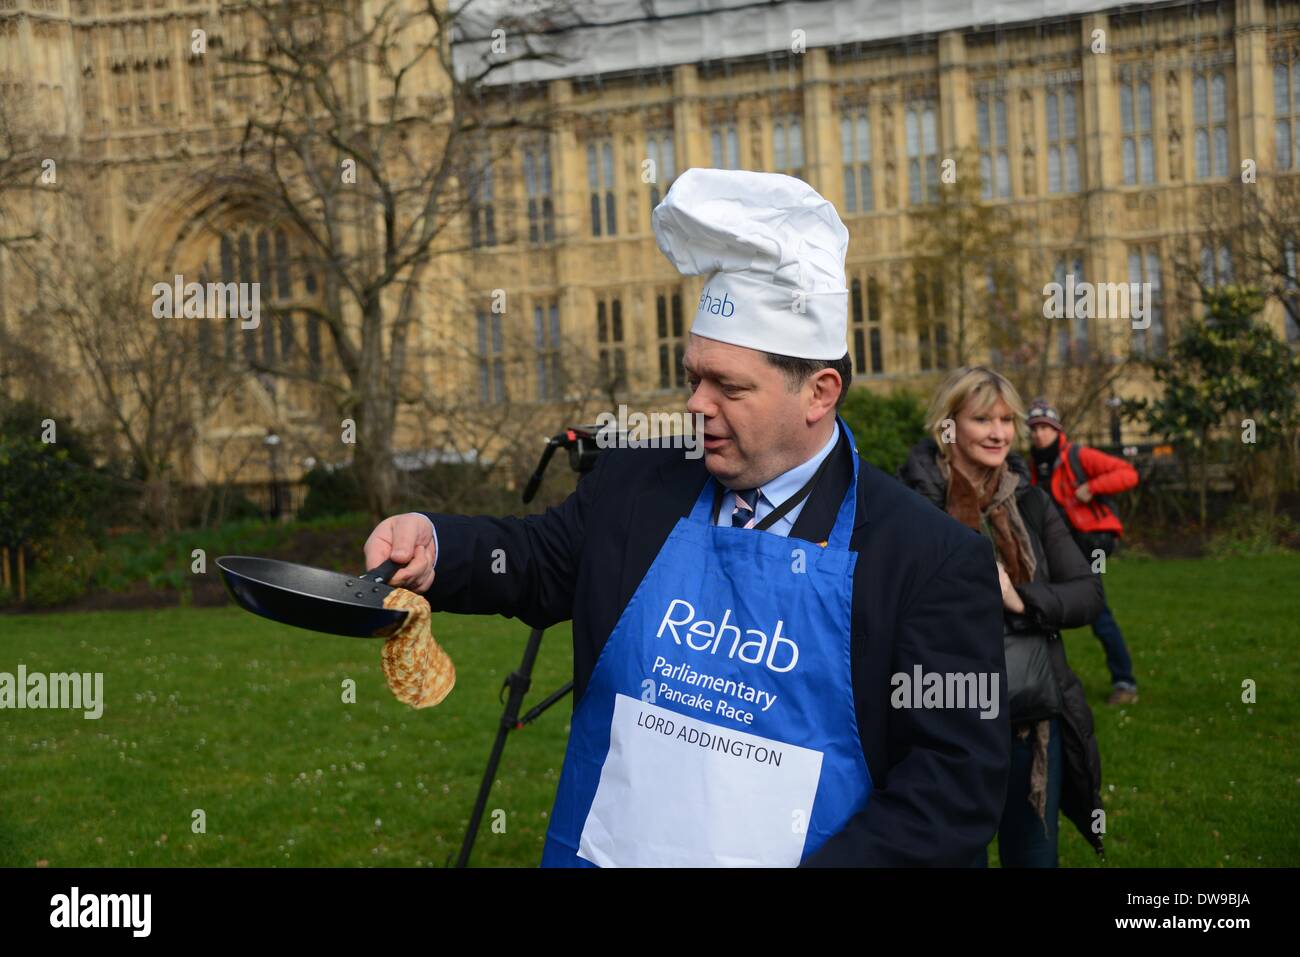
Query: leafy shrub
[[298, 465, 366, 520], [1206, 508, 1300, 559], [177, 484, 267, 528], [400, 462, 529, 516], [24, 570, 88, 609], [0, 397, 131, 540], [23, 516, 103, 608], [838, 388, 928, 476]]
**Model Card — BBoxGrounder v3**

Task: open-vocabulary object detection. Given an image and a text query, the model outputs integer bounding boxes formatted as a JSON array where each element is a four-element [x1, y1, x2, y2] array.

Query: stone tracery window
[[198, 224, 320, 375]]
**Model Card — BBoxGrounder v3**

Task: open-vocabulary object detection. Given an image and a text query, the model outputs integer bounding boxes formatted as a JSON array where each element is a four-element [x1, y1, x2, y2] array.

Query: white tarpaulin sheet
[[451, 0, 1173, 85]]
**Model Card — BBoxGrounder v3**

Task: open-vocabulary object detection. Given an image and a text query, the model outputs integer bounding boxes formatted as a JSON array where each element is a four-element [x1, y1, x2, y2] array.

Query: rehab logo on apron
[[541, 417, 872, 867]]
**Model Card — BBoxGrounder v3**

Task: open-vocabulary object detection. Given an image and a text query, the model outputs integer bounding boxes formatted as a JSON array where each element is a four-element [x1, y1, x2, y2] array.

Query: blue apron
[[541, 418, 872, 867]]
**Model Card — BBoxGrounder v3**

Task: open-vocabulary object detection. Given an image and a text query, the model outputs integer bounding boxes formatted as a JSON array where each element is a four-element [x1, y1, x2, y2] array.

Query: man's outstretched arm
[[362, 450, 611, 630]]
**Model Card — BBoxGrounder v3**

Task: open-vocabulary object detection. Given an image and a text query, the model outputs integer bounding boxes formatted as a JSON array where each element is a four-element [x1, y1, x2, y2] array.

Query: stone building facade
[[2, 0, 1298, 493]]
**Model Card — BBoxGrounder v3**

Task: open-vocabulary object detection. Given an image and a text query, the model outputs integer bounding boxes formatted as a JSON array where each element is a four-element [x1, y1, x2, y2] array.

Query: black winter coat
[[898, 437, 1106, 856]]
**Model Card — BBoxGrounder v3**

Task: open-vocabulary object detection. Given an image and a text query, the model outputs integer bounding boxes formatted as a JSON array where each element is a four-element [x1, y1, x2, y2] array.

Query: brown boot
[[1107, 687, 1139, 706]]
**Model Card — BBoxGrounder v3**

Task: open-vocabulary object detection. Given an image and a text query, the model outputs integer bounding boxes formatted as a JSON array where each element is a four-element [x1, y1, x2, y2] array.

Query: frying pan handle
[[359, 559, 403, 585]]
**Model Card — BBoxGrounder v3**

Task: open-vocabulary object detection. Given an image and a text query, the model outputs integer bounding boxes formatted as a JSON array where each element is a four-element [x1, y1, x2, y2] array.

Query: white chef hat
[[651, 168, 850, 360]]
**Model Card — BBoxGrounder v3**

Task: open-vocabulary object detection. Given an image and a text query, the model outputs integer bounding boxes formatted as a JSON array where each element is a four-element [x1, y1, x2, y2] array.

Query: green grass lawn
[[1, 553, 1296, 867]]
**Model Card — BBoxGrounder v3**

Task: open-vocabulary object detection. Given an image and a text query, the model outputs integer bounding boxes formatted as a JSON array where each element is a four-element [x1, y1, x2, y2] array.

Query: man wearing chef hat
[[365, 169, 1010, 867]]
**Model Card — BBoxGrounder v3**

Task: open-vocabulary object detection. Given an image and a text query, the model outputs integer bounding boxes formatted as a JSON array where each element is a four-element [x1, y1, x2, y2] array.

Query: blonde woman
[[898, 366, 1104, 867]]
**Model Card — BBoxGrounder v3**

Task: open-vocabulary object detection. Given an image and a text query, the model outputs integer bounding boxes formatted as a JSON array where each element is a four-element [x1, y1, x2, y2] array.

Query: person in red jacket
[[1026, 398, 1140, 706]]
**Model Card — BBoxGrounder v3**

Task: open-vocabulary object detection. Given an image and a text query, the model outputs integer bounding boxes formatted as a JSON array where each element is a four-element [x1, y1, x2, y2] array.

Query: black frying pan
[[216, 556, 410, 638]]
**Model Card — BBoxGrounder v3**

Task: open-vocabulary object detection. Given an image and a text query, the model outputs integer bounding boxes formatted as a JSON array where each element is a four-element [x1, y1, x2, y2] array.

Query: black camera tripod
[[452, 426, 614, 867]]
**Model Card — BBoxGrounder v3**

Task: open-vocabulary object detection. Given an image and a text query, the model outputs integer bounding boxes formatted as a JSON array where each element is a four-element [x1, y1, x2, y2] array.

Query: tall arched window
[[204, 223, 318, 373]]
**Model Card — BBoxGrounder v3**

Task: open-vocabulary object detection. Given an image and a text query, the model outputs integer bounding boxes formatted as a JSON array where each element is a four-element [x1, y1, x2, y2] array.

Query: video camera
[[522, 424, 623, 503]]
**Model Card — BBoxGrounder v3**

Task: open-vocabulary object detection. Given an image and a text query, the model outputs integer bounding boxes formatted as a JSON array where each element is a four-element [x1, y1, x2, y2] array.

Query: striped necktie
[[730, 488, 760, 529]]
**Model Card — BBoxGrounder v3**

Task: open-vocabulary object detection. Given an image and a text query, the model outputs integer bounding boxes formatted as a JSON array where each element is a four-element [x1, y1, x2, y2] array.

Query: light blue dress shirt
[[416, 514, 440, 571], [716, 424, 840, 536]]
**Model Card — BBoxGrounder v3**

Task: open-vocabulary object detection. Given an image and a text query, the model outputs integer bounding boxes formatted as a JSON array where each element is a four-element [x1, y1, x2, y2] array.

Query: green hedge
[[0, 512, 373, 610], [838, 387, 928, 476]]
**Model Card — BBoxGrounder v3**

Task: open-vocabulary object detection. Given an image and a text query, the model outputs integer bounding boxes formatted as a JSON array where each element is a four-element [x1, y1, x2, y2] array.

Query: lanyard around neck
[[712, 435, 839, 532]]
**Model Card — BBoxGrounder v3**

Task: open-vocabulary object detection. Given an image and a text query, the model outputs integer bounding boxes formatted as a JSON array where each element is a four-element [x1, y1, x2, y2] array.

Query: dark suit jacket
[[421, 428, 1010, 866]]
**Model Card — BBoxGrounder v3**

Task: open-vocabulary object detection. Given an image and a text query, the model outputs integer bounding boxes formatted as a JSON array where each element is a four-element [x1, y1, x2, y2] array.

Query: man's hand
[[364, 513, 437, 593], [1075, 482, 1093, 503]]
